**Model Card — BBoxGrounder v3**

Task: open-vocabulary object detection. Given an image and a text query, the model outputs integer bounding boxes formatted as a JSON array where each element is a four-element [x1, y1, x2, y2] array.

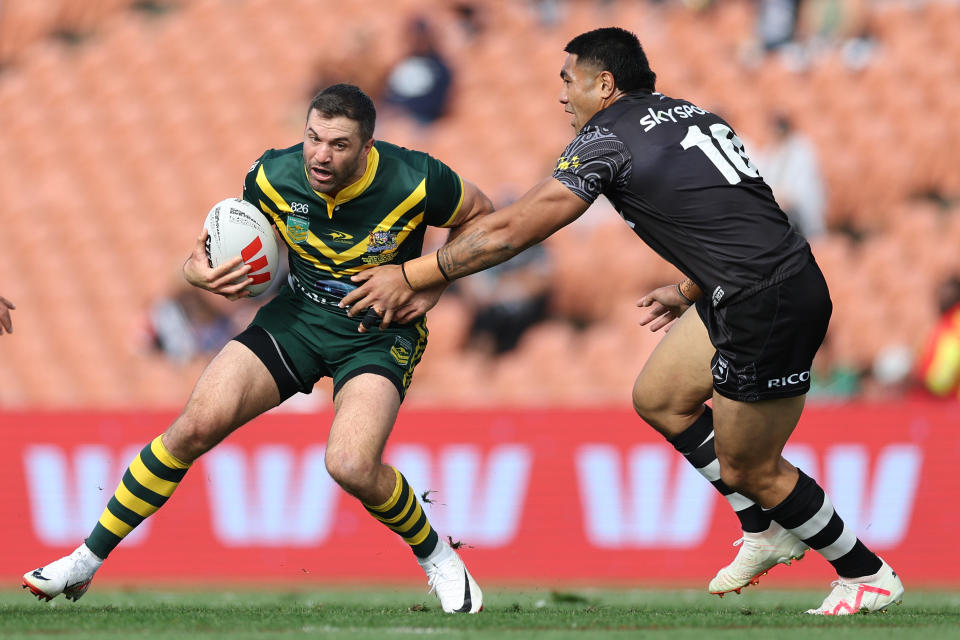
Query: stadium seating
[[0, 0, 957, 407]]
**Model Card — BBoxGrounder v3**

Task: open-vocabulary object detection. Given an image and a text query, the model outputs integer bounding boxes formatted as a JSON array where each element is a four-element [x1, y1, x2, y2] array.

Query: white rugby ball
[[203, 198, 279, 297]]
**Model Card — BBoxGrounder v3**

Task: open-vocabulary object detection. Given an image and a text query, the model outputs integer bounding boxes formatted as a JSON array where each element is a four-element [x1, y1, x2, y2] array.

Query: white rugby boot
[[805, 559, 904, 615], [22, 544, 103, 602], [417, 539, 483, 613], [709, 521, 808, 595]]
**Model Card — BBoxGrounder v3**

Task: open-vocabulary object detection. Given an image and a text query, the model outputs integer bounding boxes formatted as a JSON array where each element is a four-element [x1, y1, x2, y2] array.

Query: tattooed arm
[[437, 177, 588, 279], [341, 177, 590, 325]]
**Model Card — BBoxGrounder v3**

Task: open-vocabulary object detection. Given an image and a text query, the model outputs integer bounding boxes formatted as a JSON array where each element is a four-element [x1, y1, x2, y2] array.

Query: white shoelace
[[731, 537, 766, 560], [812, 580, 860, 611]]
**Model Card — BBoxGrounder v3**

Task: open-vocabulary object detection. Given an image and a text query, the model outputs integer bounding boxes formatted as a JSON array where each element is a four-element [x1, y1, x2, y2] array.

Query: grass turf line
[[2, 588, 959, 639]]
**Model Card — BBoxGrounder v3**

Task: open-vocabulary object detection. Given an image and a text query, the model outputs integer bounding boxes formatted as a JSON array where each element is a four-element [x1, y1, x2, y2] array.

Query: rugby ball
[[203, 198, 279, 297]]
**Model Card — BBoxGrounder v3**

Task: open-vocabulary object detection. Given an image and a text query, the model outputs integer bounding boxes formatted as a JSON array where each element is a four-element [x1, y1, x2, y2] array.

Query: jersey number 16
[[681, 124, 759, 185]]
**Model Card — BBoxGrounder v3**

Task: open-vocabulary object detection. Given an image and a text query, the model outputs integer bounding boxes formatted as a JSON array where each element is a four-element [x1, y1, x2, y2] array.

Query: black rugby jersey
[[553, 91, 810, 308]]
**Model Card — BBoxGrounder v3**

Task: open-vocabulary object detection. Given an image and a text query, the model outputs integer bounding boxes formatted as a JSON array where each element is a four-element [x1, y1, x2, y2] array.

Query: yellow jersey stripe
[[261, 199, 369, 279], [438, 175, 465, 227], [316, 179, 426, 264], [257, 164, 293, 213], [258, 199, 339, 276], [259, 165, 426, 266], [394, 212, 425, 246], [129, 455, 180, 497]]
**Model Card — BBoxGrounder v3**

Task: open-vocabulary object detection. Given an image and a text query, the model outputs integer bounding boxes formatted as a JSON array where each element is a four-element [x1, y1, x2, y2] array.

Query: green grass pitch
[[3, 587, 959, 639]]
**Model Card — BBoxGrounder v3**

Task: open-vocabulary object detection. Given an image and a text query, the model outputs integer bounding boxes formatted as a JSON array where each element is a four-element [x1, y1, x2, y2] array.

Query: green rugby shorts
[[238, 285, 428, 400]]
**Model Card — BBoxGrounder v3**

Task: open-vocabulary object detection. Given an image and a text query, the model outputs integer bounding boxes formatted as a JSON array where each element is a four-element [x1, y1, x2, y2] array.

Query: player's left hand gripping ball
[[203, 198, 279, 296]]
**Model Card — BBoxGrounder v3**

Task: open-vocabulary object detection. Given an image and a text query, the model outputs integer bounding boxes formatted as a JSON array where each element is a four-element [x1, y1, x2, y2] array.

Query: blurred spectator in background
[[865, 343, 914, 400], [0, 295, 14, 335], [750, 0, 877, 71], [145, 249, 288, 364], [384, 16, 453, 126], [754, 113, 826, 240], [739, 1, 804, 70], [679, 0, 717, 12], [456, 243, 553, 355], [530, 0, 564, 27], [755, 0, 802, 52], [797, 0, 876, 70], [144, 283, 241, 364], [915, 275, 960, 399]]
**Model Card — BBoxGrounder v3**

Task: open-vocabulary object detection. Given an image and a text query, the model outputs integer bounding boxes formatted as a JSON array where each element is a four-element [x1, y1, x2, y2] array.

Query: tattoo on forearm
[[439, 228, 518, 279]]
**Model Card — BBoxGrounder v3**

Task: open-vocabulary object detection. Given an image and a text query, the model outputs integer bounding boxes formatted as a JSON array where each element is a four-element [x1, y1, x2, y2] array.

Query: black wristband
[[676, 283, 694, 305], [400, 262, 414, 290], [436, 252, 451, 282]]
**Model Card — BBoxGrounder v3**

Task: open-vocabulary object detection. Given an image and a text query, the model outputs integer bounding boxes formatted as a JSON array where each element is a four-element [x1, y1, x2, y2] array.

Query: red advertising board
[[3, 403, 957, 586]]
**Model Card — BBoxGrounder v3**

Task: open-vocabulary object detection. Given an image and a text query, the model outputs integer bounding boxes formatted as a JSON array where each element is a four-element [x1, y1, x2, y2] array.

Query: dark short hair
[[307, 84, 377, 142], [564, 27, 656, 92]]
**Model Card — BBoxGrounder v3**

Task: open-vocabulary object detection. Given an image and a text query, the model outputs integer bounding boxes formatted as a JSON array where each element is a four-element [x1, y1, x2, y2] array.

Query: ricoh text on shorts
[[696, 258, 832, 402]]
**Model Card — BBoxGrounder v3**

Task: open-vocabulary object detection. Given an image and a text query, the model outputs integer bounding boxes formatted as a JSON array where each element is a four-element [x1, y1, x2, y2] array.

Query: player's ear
[[598, 70, 616, 98], [361, 137, 375, 157]]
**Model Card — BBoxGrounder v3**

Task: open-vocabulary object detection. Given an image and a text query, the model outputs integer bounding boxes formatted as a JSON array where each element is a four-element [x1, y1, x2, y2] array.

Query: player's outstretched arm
[[433, 176, 588, 282], [343, 177, 587, 324], [0, 296, 15, 335], [182, 228, 253, 301]]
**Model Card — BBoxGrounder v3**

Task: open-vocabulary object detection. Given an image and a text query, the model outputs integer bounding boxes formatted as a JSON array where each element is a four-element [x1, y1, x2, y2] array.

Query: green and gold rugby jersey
[[242, 140, 463, 314]]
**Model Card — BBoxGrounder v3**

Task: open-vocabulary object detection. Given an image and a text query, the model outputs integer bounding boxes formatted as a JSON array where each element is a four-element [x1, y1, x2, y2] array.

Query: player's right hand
[[340, 264, 417, 332], [637, 284, 691, 333], [183, 229, 253, 301], [0, 296, 15, 335]]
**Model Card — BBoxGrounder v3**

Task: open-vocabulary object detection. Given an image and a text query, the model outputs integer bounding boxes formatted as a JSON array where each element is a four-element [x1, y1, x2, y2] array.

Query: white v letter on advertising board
[[576, 444, 716, 548], [388, 444, 532, 547], [24, 444, 149, 545], [783, 443, 921, 548], [204, 445, 339, 546]]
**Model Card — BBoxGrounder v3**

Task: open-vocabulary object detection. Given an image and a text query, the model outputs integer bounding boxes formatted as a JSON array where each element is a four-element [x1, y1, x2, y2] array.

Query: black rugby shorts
[[696, 258, 832, 402]]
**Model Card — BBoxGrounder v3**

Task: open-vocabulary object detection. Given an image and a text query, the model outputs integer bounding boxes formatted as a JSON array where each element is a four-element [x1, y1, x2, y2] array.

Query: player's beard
[[307, 151, 363, 194]]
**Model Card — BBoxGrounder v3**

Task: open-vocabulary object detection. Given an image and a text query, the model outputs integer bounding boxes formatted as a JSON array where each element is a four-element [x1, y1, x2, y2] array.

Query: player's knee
[[162, 429, 213, 463], [324, 451, 378, 496], [718, 463, 750, 494], [718, 458, 776, 498], [165, 409, 230, 462], [632, 376, 695, 433], [631, 377, 668, 423]]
